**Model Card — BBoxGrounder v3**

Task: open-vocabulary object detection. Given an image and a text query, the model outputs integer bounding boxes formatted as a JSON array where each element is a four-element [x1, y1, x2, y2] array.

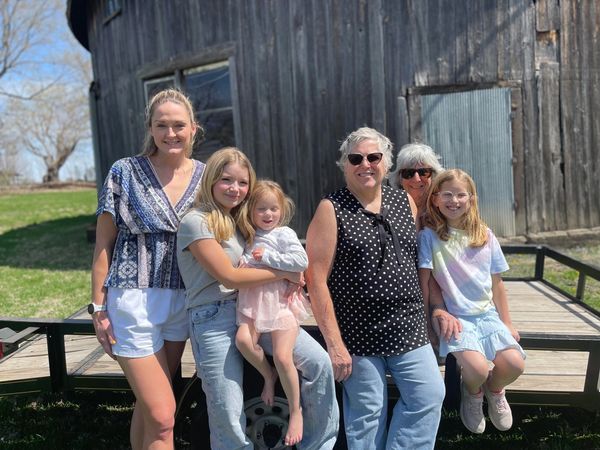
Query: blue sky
[[0, 1, 94, 183]]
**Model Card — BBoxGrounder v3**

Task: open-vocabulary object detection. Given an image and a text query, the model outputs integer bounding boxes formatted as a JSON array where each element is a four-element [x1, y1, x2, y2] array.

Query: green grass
[[0, 391, 134, 450], [0, 189, 96, 318], [437, 406, 600, 449], [0, 392, 598, 449]]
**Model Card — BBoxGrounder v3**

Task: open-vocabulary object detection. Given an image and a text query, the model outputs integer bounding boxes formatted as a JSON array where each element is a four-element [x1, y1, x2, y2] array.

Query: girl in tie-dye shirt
[[417, 169, 525, 435]]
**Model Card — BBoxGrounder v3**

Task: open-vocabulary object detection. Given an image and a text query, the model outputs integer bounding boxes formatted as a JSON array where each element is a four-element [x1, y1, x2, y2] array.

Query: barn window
[[144, 75, 176, 101], [143, 60, 235, 162], [184, 61, 235, 161]]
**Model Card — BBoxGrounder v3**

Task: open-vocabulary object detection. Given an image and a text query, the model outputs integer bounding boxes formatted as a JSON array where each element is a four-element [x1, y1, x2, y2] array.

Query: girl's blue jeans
[[342, 344, 445, 450], [188, 299, 339, 450]]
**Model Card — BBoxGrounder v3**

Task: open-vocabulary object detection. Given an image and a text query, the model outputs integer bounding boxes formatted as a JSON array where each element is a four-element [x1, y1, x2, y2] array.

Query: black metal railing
[[503, 244, 600, 317], [0, 318, 129, 395], [1, 245, 600, 409]]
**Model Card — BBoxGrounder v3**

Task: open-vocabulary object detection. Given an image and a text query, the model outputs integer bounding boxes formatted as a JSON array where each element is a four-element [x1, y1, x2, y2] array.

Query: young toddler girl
[[417, 169, 526, 434], [235, 179, 310, 447]]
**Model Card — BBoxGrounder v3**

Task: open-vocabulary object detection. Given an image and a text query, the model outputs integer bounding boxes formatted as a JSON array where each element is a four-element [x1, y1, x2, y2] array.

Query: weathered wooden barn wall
[[70, 0, 600, 237], [560, 0, 600, 231]]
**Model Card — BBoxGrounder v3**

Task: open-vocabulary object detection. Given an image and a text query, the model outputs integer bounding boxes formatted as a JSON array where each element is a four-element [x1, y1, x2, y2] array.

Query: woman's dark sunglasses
[[347, 152, 383, 166], [400, 168, 434, 179]]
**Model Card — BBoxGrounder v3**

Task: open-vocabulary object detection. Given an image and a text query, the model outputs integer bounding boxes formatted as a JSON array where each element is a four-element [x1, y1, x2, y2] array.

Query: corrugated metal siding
[[421, 88, 516, 237]]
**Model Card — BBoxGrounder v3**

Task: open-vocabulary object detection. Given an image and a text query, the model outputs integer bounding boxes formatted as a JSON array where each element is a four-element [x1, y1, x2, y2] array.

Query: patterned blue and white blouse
[[97, 156, 204, 289]]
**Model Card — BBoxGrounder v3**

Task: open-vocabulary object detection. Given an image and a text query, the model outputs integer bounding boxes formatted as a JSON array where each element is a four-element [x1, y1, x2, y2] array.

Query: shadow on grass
[[0, 391, 134, 450], [1, 392, 599, 450], [0, 215, 95, 271]]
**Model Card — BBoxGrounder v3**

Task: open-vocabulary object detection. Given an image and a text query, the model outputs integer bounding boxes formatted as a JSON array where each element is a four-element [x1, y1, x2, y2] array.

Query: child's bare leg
[[454, 350, 489, 393], [454, 350, 489, 433], [485, 348, 523, 431], [488, 348, 525, 391], [271, 327, 303, 446], [236, 322, 278, 406]]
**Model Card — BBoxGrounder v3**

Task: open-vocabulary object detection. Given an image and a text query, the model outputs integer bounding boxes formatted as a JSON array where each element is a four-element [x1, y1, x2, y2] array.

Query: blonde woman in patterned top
[[91, 89, 204, 449]]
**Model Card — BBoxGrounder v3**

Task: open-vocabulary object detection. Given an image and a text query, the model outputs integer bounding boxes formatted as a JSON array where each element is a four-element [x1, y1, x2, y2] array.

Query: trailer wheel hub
[[244, 396, 290, 449]]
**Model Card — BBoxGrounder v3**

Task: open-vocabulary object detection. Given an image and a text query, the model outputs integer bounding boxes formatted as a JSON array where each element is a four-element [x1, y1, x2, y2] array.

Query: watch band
[[88, 303, 107, 314]]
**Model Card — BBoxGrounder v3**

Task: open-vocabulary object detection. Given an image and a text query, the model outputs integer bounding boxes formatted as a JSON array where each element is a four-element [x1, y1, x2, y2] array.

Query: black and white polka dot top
[[325, 185, 429, 356]]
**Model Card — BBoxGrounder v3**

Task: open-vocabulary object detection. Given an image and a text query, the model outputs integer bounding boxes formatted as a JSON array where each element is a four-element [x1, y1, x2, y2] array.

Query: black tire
[[174, 360, 293, 450], [443, 353, 461, 411], [175, 325, 350, 449], [242, 358, 291, 449], [174, 375, 210, 449]]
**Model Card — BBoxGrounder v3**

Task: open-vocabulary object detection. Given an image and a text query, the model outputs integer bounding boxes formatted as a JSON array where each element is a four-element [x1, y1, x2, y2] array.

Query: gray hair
[[390, 142, 444, 185], [336, 127, 393, 175]]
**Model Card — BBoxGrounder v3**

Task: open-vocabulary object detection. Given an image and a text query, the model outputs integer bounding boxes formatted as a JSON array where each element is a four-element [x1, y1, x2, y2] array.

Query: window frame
[[103, 0, 122, 25], [139, 44, 241, 152]]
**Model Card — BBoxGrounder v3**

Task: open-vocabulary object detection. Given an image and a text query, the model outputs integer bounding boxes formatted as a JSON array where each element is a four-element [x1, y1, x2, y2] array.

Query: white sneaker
[[484, 384, 513, 431], [460, 381, 485, 433]]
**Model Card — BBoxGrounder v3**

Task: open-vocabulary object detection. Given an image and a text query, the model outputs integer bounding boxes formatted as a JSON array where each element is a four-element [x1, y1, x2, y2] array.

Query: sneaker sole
[[488, 413, 512, 431], [460, 407, 486, 434]]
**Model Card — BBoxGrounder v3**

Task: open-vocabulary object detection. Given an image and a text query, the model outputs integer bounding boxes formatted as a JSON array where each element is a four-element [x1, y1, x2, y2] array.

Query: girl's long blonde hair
[[195, 147, 256, 242], [425, 169, 488, 247], [241, 179, 295, 245]]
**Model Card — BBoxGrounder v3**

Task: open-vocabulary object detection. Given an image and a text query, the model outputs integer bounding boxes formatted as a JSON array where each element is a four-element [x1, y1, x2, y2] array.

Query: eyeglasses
[[347, 152, 383, 166], [434, 191, 472, 202], [400, 168, 434, 179]]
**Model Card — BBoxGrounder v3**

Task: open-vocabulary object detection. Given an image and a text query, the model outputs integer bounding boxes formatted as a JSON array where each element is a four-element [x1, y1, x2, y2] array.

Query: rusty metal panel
[[421, 88, 515, 237]]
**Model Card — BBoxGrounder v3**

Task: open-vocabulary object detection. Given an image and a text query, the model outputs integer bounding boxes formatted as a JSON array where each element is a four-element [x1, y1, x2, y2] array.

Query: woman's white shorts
[[107, 287, 188, 358]]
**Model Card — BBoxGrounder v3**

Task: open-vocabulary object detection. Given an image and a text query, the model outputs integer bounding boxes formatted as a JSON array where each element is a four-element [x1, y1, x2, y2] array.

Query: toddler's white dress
[[237, 226, 310, 332]]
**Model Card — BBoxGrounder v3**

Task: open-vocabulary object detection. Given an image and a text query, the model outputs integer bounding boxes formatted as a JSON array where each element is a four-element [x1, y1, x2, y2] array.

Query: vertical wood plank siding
[[561, 0, 600, 230], [83, 0, 599, 236]]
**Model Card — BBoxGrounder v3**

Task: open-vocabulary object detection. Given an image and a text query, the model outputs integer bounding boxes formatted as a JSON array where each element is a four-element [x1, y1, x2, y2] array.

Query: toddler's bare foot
[[284, 408, 303, 446], [261, 366, 278, 406]]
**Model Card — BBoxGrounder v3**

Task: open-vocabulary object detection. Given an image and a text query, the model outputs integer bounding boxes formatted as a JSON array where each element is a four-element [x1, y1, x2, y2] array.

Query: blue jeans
[[189, 300, 339, 450], [343, 344, 445, 450]]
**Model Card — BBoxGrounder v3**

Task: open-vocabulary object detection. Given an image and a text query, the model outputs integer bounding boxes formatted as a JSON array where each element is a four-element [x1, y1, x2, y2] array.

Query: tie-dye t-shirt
[[418, 227, 509, 316]]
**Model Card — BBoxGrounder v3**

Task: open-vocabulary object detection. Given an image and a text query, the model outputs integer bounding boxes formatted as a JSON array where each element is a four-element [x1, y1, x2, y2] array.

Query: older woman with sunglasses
[[390, 143, 463, 348], [390, 143, 444, 231], [306, 127, 445, 449]]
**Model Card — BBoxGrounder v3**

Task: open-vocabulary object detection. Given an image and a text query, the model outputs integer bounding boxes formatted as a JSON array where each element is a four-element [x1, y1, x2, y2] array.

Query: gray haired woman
[[390, 143, 444, 230], [307, 128, 446, 449], [390, 143, 462, 349]]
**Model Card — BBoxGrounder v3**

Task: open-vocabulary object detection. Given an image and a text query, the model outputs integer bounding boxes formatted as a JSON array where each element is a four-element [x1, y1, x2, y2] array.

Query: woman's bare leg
[[119, 345, 182, 450]]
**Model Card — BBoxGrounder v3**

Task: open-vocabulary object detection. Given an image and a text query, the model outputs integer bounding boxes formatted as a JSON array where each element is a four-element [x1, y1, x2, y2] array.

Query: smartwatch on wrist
[[88, 303, 107, 314]]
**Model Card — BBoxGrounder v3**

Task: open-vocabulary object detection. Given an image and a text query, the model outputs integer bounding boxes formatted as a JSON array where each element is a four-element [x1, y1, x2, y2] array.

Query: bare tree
[[3, 80, 91, 183], [0, 145, 21, 185], [0, 0, 59, 99], [0, 0, 93, 184]]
